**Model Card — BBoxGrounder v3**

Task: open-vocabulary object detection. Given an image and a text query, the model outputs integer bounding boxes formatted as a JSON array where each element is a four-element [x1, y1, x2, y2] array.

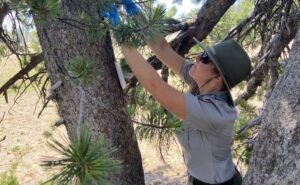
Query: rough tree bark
[[33, 1, 144, 184], [243, 26, 300, 185]]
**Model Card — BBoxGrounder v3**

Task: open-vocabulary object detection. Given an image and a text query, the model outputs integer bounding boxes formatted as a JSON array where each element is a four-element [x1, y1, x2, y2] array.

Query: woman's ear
[[210, 75, 224, 91], [211, 75, 222, 84], [213, 75, 222, 81], [215, 75, 224, 86]]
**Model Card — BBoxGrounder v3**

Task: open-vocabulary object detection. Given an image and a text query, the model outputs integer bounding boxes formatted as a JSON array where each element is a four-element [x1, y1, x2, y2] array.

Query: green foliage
[[28, 31, 41, 53], [172, 0, 205, 4], [256, 81, 267, 101], [43, 130, 53, 138], [113, 21, 146, 48], [10, 0, 170, 48], [119, 57, 132, 73], [234, 99, 257, 136], [136, 104, 182, 160], [38, 181, 53, 185], [113, 4, 170, 48], [233, 112, 253, 140], [11, 0, 61, 23], [185, 8, 200, 19], [11, 145, 31, 158], [236, 99, 257, 117], [233, 143, 253, 165], [67, 57, 102, 86], [0, 173, 19, 185], [0, 162, 19, 185], [0, 44, 7, 57], [232, 99, 257, 165], [132, 87, 182, 156], [10, 162, 19, 172], [41, 125, 122, 185], [88, 0, 115, 15], [165, 6, 177, 18], [207, 0, 254, 43], [141, 101, 182, 131], [76, 9, 109, 42], [123, 104, 137, 117], [124, 83, 182, 159]]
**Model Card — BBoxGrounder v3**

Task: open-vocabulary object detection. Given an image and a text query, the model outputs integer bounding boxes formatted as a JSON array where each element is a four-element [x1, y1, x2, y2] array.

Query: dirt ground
[[0, 60, 187, 185]]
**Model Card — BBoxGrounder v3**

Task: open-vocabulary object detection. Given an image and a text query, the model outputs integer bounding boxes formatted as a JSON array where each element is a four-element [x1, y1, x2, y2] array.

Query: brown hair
[[189, 82, 200, 95]]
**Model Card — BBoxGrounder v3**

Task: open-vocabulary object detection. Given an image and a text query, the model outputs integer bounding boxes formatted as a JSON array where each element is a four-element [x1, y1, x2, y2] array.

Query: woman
[[121, 31, 251, 184]]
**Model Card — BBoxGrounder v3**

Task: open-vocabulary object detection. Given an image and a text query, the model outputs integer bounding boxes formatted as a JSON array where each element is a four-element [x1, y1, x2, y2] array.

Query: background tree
[[242, 25, 300, 185]]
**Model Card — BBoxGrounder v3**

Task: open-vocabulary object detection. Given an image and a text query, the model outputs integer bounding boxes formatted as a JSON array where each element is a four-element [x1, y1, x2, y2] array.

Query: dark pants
[[188, 170, 242, 185]]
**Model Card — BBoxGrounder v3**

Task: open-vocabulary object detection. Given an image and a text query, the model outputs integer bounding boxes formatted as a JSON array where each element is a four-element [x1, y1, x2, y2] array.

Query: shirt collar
[[198, 91, 233, 106]]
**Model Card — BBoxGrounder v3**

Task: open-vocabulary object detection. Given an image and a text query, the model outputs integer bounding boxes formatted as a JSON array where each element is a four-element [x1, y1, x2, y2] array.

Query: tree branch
[[237, 114, 263, 135], [0, 53, 44, 96], [0, 136, 5, 143], [173, 0, 237, 55], [264, 58, 279, 100], [148, 0, 237, 68], [0, 112, 5, 143], [0, 112, 5, 124], [235, 8, 300, 103]]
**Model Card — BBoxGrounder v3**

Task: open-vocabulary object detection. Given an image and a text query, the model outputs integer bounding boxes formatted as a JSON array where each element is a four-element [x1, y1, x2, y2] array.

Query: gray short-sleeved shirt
[[176, 60, 237, 184]]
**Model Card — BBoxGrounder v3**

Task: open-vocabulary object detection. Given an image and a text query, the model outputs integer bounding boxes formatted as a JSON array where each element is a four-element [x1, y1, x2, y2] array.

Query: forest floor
[[0, 58, 187, 185]]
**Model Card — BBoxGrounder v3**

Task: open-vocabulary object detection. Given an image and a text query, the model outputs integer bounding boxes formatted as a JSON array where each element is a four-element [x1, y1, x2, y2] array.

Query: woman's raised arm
[[121, 46, 186, 119], [147, 33, 185, 76]]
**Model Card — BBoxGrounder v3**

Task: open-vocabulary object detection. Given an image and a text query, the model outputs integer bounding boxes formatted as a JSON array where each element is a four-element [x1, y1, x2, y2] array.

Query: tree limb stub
[[54, 118, 65, 127], [237, 114, 263, 135], [50, 79, 63, 92]]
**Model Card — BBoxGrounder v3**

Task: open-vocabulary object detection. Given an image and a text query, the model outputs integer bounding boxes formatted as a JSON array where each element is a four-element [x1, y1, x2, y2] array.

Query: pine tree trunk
[[33, 1, 144, 184], [242, 27, 300, 185]]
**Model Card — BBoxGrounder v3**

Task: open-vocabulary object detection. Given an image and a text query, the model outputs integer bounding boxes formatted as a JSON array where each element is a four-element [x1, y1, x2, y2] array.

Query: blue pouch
[[121, 0, 140, 16], [100, 3, 121, 27]]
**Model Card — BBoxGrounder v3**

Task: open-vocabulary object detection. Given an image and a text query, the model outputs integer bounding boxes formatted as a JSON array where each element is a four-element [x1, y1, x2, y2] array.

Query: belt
[[189, 171, 242, 185]]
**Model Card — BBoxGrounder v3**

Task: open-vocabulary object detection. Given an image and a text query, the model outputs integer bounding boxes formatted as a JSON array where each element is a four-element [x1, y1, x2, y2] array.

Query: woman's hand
[[130, 12, 185, 77]]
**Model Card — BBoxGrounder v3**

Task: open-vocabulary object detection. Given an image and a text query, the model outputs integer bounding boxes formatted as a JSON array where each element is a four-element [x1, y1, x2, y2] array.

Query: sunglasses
[[198, 52, 211, 64]]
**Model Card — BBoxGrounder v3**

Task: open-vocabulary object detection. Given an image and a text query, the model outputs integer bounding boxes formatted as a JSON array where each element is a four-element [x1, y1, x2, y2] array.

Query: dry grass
[[0, 58, 187, 185]]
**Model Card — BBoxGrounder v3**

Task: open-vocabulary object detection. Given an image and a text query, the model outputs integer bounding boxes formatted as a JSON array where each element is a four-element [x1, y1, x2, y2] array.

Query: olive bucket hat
[[193, 37, 252, 103]]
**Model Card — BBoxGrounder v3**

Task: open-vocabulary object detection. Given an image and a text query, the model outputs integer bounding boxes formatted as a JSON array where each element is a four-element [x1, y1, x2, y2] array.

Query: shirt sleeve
[[180, 60, 196, 85], [184, 93, 237, 134]]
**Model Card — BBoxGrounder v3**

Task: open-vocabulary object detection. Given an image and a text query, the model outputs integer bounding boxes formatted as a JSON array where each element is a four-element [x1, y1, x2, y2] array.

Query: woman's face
[[189, 53, 219, 86]]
